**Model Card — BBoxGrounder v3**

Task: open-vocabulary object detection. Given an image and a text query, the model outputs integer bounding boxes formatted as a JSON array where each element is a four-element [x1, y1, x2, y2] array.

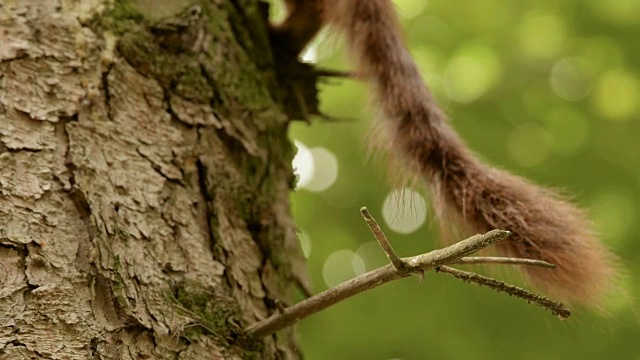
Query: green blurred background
[[275, 0, 639, 359]]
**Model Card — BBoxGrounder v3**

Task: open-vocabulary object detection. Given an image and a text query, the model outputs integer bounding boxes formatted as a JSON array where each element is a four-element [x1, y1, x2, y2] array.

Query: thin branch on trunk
[[245, 207, 570, 339]]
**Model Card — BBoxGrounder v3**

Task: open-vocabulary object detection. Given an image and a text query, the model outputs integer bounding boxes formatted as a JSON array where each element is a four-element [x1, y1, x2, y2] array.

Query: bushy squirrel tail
[[278, 0, 619, 307]]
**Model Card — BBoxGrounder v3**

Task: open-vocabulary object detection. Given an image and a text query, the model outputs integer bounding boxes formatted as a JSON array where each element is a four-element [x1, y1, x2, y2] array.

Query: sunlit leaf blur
[[281, 0, 639, 358]]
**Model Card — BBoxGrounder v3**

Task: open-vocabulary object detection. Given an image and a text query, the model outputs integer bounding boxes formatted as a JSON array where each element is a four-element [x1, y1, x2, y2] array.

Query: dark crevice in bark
[[101, 63, 114, 121], [12, 242, 28, 258], [0, 146, 42, 153], [162, 84, 195, 129], [89, 337, 99, 358], [246, 220, 262, 243], [252, 143, 272, 192], [0, 53, 29, 63], [4, 339, 27, 349], [215, 128, 250, 167], [21, 245, 39, 295], [195, 158, 213, 203], [60, 113, 79, 122], [54, 114, 77, 190], [68, 186, 96, 240], [0, 242, 18, 250], [173, 348, 184, 360], [68, 187, 92, 219], [136, 146, 185, 184], [195, 155, 217, 255], [22, 283, 37, 303], [198, 63, 224, 111]]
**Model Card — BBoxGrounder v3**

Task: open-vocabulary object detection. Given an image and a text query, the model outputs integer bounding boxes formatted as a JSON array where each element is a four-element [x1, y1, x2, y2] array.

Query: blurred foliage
[[280, 0, 639, 359]]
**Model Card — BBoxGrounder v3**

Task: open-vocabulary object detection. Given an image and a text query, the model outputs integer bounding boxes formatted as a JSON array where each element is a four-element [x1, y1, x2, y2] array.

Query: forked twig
[[360, 207, 406, 271], [244, 207, 569, 338]]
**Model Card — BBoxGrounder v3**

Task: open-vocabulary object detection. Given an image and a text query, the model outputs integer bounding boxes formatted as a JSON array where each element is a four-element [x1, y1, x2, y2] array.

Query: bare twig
[[360, 207, 405, 271], [454, 256, 556, 268], [245, 229, 511, 338], [244, 209, 571, 339], [436, 266, 571, 319]]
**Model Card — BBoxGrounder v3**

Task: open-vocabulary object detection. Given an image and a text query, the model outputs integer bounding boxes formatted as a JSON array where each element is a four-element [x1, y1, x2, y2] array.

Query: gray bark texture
[[0, 0, 309, 358]]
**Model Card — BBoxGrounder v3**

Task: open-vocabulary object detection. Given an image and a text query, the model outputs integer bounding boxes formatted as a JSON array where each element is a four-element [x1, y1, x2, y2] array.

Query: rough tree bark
[[0, 0, 309, 358]]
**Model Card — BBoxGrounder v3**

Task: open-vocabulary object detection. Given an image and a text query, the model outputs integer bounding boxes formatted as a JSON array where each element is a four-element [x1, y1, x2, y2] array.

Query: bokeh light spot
[[322, 249, 364, 288], [593, 69, 638, 121], [507, 123, 551, 167], [304, 147, 339, 192], [382, 188, 428, 234], [292, 141, 314, 189], [355, 241, 389, 271], [518, 12, 567, 59], [445, 43, 501, 103], [352, 253, 366, 276], [550, 58, 593, 101]]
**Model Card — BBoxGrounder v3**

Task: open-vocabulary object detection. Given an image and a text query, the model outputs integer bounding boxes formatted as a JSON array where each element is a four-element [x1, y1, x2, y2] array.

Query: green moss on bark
[[169, 280, 261, 352]]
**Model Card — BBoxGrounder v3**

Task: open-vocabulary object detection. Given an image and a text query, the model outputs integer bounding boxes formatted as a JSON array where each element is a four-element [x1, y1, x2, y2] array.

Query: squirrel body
[[275, 0, 617, 308]]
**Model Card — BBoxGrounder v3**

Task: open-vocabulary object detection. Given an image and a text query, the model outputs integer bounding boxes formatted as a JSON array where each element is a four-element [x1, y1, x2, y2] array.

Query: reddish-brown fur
[[275, 0, 618, 307]]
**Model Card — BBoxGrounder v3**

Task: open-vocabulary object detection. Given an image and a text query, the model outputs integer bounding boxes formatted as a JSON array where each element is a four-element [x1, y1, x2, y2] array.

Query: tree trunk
[[0, 1, 308, 358]]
